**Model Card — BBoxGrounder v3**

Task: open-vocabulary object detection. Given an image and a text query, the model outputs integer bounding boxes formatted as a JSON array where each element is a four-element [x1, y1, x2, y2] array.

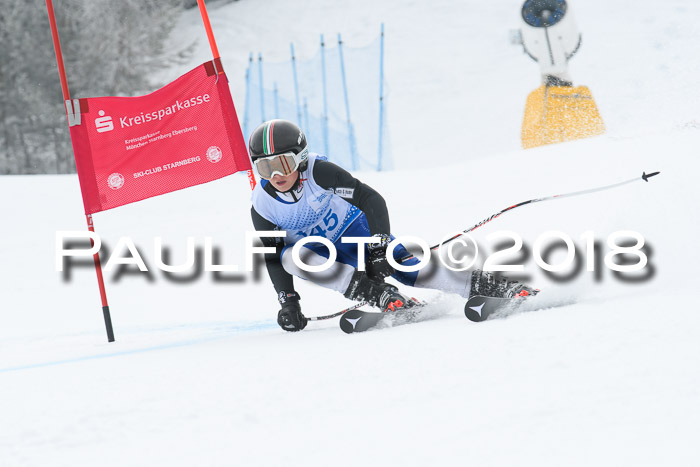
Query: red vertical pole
[[196, 0, 256, 189], [197, 0, 220, 59], [87, 214, 115, 342], [46, 0, 115, 342]]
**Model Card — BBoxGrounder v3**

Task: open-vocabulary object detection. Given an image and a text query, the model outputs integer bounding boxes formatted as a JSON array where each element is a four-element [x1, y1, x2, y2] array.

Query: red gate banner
[[68, 60, 251, 214]]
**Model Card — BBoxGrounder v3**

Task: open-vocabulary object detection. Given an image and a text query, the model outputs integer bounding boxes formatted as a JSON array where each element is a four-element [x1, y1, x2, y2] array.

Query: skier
[[249, 119, 536, 332]]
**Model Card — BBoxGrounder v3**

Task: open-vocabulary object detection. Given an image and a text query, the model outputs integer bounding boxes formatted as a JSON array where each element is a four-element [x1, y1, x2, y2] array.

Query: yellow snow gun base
[[521, 85, 605, 149]]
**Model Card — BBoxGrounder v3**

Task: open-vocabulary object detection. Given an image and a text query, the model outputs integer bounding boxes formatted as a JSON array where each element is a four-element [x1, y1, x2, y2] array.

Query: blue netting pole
[[338, 34, 359, 170], [273, 82, 280, 118], [377, 23, 385, 171], [243, 53, 253, 139], [290, 43, 303, 125], [257, 52, 265, 123], [320, 34, 330, 156], [303, 98, 310, 141]]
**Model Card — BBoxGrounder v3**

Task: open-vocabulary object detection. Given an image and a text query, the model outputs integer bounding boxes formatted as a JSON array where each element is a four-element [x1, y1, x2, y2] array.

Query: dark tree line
[[0, 0, 190, 174]]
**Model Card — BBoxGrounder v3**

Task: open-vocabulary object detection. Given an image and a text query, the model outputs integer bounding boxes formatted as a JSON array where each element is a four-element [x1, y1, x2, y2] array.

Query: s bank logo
[[95, 110, 114, 133]]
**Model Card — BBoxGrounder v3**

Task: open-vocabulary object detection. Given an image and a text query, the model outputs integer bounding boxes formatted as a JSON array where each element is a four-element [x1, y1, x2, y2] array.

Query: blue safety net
[[243, 31, 392, 172]]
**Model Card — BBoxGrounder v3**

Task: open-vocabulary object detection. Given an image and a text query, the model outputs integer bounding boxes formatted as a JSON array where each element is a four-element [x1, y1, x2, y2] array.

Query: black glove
[[366, 234, 395, 280], [277, 291, 307, 332]]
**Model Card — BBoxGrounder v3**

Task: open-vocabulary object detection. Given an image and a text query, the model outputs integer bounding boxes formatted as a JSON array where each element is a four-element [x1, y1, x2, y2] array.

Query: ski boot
[[469, 269, 539, 299], [344, 271, 419, 312]]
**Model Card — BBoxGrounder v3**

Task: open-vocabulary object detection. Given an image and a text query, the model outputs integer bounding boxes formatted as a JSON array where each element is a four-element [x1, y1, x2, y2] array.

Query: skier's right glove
[[277, 291, 307, 332], [366, 234, 395, 280]]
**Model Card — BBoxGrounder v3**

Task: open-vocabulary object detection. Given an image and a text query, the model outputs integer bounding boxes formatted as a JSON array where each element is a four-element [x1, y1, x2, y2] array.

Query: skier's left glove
[[277, 291, 307, 332], [366, 234, 395, 280]]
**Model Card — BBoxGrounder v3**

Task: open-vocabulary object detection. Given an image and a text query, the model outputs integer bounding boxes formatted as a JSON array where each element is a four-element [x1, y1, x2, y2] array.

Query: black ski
[[464, 295, 529, 322], [339, 307, 423, 333]]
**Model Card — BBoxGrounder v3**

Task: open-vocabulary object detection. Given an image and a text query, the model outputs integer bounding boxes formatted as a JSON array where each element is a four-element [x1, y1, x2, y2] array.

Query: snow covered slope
[[1, 0, 699, 466]]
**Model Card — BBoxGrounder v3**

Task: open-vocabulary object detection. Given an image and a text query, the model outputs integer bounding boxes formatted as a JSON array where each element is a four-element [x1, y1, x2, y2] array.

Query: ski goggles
[[253, 148, 308, 179]]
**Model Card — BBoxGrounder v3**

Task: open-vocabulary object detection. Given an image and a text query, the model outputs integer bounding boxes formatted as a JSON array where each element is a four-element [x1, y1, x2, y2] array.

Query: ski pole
[[398, 170, 660, 263], [307, 301, 368, 321]]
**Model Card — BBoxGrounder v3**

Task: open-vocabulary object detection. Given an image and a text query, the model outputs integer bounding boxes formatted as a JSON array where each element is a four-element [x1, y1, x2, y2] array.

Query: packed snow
[[2, 0, 699, 466]]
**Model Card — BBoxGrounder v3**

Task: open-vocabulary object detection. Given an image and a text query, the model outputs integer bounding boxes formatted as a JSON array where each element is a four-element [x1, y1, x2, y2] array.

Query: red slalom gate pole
[[45, 0, 115, 342], [197, 0, 220, 59], [197, 0, 256, 190]]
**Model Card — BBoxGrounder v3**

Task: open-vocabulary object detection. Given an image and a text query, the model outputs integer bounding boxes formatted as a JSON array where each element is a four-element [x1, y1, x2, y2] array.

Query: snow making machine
[[516, 0, 605, 148]]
